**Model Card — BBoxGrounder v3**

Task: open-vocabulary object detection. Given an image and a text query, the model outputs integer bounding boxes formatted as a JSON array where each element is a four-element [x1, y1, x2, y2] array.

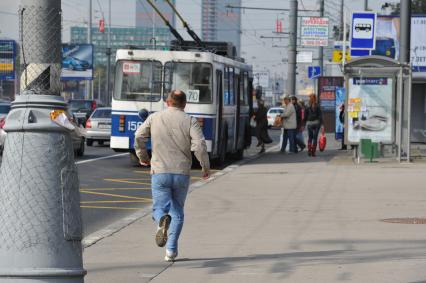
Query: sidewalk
[[84, 148, 426, 283]]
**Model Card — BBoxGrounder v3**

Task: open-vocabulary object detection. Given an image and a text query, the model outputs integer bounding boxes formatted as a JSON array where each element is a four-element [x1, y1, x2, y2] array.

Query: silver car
[[85, 107, 111, 146], [0, 102, 11, 153]]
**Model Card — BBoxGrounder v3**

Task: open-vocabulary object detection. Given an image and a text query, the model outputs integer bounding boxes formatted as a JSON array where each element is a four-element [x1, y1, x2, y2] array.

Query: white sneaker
[[164, 250, 178, 262]]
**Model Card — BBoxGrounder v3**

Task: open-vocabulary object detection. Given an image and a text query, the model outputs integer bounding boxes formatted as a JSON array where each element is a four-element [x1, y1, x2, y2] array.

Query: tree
[[385, 0, 426, 15]]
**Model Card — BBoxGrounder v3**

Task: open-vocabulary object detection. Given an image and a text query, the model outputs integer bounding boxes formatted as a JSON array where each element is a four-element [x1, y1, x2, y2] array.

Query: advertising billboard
[[301, 17, 329, 47], [318, 77, 344, 112], [346, 77, 394, 144], [411, 17, 426, 72], [0, 40, 16, 80], [61, 44, 93, 81], [335, 87, 345, 140]]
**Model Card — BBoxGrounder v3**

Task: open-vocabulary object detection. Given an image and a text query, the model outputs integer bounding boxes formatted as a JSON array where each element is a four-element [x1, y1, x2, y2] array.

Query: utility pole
[[286, 0, 298, 96], [340, 0, 344, 40], [87, 0, 93, 100], [0, 0, 85, 281], [364, 0, 368, 10], [106, 0, 111, 106], [400, 0, 411, 64], [319, 0, 324, 76]]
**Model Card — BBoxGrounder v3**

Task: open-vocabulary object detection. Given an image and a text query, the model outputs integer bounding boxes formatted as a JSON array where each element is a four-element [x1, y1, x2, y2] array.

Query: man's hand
[[139, 160, 151, 167], [202, 170, 210, 180]]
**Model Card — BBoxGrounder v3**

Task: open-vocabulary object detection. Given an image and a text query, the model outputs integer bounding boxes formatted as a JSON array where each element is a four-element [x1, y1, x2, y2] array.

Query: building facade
[[201, 0, 242, 55], [70, 26, 170, 65]]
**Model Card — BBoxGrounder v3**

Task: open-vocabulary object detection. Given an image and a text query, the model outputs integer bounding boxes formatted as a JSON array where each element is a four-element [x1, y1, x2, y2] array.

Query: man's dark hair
[[167, 90, 187, 108]]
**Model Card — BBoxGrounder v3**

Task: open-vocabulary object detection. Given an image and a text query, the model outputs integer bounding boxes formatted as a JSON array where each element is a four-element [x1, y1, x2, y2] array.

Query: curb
[[82, 143, 280, 249]]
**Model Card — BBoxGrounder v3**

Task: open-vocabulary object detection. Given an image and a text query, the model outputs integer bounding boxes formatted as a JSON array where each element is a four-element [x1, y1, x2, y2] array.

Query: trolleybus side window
[[240, 72, 247, 106], [224, 67, 235, 106], [114, 60, 162, 102], [164, 62, 212, 103]]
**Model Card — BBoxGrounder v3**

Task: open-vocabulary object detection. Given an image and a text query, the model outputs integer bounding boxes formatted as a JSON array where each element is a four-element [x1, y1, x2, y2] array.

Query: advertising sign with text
[[301, 17, 329, 47]]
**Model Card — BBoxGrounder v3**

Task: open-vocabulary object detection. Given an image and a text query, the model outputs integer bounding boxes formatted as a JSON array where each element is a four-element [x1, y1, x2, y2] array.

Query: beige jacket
[[134, 107, 210, 175], [281, 103, 297, 130]]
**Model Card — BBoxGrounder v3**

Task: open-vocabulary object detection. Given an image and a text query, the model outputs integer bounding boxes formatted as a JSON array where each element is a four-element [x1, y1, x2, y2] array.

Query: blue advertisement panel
[[335, 87, 345, 140], [61, 44, 93, 81], [0, 40, 16, 80]]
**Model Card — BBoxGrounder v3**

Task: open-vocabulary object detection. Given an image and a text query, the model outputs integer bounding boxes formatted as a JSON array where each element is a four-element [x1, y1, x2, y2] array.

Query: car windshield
[[69, 101, 92, 112], [164, 62, 212, 104], [0, 104, 11, 114], [91, 109, 111, 119], [114, 60, 162, 102]]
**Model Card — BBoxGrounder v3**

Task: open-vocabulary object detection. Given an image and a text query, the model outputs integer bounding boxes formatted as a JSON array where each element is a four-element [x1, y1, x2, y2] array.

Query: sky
[[0, 0, 394, 78]]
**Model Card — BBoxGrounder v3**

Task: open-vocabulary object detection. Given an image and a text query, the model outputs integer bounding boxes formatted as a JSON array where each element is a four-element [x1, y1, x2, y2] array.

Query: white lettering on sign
[[187, 89, 200, 103], [123, 62, 141, 74]]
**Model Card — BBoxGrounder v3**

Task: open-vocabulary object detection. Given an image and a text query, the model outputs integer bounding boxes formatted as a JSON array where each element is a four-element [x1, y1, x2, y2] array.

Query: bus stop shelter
[[344, 56, 412, 162]]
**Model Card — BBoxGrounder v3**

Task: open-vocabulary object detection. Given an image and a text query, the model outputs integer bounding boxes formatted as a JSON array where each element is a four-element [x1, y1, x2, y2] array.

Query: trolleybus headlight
[[119, 115, 126, 132], [196, 117, 204, 128]]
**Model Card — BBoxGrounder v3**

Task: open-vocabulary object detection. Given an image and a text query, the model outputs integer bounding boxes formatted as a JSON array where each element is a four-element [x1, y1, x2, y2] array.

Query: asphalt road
[[0, 129, 282, 237]]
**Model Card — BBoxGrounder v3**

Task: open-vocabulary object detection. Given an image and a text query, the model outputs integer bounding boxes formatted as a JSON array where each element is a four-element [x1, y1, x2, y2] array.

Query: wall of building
[[201, 0, 241, 56]]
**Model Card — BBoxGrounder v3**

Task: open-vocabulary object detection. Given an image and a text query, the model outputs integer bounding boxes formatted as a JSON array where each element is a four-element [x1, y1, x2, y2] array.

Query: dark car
[[63, 56, 91, 71], [68, 99, 101, 126]]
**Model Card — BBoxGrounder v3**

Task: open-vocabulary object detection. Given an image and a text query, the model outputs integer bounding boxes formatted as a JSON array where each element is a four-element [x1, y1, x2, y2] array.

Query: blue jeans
[[308, 125, 320, 146], [281, 129, 297, 153], [151, 173, 190, 253]]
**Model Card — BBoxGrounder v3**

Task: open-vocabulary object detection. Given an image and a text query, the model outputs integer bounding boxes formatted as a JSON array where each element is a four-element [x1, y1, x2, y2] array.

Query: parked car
[[85, 107, 111, 146], [66, 110, 86, 157], [0, 102, 11, 154], [267, 107, 284, 127], [68, 99, 100, 126], [62, 56, 91, 71]]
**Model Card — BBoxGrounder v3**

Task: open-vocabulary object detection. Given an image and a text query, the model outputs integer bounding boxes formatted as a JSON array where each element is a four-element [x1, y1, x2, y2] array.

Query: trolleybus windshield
[[164, 62, 212, 104], [114, 60, 162, 102]]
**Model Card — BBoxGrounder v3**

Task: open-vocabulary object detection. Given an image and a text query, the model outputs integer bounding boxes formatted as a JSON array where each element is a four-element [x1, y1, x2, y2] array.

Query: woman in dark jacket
[[254, 100, 271, 153], [304, 94, 323, 157]]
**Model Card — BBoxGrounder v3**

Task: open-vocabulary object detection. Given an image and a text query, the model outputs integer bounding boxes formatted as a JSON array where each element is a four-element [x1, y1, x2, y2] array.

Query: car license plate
[[98, 123, 111, 129]]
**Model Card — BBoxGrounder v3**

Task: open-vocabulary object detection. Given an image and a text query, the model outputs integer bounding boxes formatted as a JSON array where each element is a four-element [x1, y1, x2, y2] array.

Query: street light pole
[[106, 0, 111, 106], [286, 0, 298, 96], [87, 0, 93, 100], [319, 0, 324, 76], [0, 0, 85, 281], [364, 0, 368, 10]]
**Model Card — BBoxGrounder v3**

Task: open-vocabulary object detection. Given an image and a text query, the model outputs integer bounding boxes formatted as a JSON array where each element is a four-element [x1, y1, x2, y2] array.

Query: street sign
[[308, 66, 321, 79], [301, 17, 329, 47], [297, 51, 313, 63], [332, 41, 351, 63], [351, 12, 377, 50], [254, 71, 269, 88], [0, 40, 16, 80], [411, 16, 426, 72], [351, 49, 370, 57]]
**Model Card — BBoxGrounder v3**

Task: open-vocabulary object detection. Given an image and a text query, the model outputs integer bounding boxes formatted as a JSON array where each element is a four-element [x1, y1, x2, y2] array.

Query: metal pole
[[319, 0, 324, 75], [106, 0, 111, 106], [87, 0, 93, 100], [342, 9, 347, 67], [340, 0, 344, 40], [400, 0, 411, 64], [364, 0, 368, 10], [286, 0, 298, 96], [0, 0, 85, 281]]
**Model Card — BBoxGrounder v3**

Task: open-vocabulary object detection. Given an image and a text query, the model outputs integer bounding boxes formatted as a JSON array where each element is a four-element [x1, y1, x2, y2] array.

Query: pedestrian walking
[[339, 104, 347, 150], [280, 95, 297, 153], [254, 99, 272, 153], [304, 94, 323, 157], [291, 96, 306, 152], [134, 90, 210, 262]]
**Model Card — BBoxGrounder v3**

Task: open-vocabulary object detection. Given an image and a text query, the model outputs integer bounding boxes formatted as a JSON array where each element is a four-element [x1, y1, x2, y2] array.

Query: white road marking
[[75, 153, 129, 165]]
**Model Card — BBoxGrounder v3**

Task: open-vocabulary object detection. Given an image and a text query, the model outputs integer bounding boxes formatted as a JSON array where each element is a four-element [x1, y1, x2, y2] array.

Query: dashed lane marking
[[103, 178, 151, 185], [81, 200, 150, 204], [80, 205, 141, 210], [76, 153, 129, 165], [80, 190, 151, 201], [80, 187, 151, 191]]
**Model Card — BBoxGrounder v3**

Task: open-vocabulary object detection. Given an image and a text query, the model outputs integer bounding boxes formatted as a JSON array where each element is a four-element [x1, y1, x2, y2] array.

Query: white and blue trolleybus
[[110, 47, 253, 165]]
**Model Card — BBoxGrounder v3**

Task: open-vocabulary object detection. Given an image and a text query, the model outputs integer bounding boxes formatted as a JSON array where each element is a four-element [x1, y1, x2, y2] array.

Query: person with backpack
[[304, 94, 323, 157], [291, 96, 306, 152]]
